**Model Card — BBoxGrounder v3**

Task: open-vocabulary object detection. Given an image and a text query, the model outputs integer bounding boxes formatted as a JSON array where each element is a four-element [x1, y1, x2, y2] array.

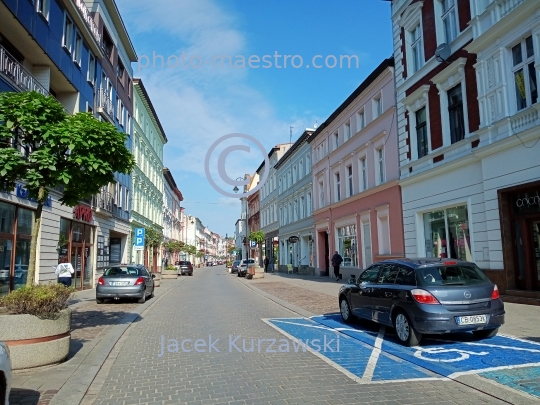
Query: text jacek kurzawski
[[158, 334, 340, 356]]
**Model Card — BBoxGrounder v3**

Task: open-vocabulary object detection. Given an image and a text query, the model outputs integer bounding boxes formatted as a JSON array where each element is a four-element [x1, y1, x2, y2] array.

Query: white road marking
[[427, 338, 540, 353], [361, 326, 386, 381], [448, 362, 540, 378]]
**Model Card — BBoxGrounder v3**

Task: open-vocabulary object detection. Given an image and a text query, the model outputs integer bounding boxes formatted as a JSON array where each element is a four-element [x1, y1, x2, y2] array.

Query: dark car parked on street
[[176, 261, 193, 276], [338, 258, 505, 346], [96, 264, 155, 304], [229, 260, 241, 273]]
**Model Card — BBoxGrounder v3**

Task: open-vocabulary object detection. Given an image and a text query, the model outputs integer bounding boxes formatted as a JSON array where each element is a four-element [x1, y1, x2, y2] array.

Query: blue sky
[[116, 0, 393, 237]]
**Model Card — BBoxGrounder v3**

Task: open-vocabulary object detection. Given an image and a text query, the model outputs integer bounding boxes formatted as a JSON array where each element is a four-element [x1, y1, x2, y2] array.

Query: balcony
[[92, 190, 114, 217], [0, 46, 48, 96], [96, 88, 114, 122]]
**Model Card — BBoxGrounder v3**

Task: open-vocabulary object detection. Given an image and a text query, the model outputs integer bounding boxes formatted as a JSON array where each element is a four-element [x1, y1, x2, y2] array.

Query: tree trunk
[[27, 187, 45, 286]]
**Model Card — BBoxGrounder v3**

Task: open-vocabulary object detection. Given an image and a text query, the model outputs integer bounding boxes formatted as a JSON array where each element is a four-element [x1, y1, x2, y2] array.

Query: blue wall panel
[[17, 0, 34, 34], [3, 0, 18, 15], [0, 77, 17, 92], [33, 15, 49, 51]]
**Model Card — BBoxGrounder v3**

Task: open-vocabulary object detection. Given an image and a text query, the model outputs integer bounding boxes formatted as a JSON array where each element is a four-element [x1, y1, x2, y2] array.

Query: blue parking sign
[[134, 228, 145, 251]]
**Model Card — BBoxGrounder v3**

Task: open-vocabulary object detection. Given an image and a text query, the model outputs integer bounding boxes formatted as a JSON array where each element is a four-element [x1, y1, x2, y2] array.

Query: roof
[[163, 168, 183, 201], [274, 129, 315, 170], [133, 78, 168, 143], [256, 146, 280, 174], [103, 0, 137, 61], [307, 58, 394, 144]]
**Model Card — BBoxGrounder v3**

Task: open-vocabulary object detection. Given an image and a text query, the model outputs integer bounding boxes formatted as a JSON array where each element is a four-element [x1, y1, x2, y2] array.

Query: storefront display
[[423, 205, 471, 261], [0, 202, 33, 296], [337, 225, 358, 267], [59, 217, 94, 290]]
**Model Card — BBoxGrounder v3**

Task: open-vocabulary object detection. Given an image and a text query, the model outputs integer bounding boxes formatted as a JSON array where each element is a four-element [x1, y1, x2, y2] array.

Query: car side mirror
[[151, 274, 156, 278], [348, 274, 356, 284]]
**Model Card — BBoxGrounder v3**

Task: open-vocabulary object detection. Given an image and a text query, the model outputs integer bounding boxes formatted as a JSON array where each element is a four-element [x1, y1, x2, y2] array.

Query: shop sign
[[288, 236, 300, 244], [15, 184, 52, 207], [514, 192, 540, 213], [74, 205, 93, 223]]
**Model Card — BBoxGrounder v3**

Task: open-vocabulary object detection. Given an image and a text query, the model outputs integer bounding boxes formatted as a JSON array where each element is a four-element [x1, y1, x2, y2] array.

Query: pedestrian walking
[[331, 251, 343, 281], [55, 257, 74, 287], [264, 256, 270, 273]]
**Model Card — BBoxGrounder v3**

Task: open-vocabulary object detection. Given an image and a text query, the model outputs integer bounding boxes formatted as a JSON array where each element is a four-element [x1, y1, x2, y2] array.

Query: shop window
[[338, 225, 358, 267], [423, 205, 472, 260]]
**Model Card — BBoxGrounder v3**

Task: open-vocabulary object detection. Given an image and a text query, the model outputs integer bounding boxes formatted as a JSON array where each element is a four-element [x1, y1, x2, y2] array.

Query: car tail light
[[190, 265, 193, 270], [491, 284, 500, 300], [411, 289, 440, 305], [98, 277, 105, 286], [134, 277, 145, 285]]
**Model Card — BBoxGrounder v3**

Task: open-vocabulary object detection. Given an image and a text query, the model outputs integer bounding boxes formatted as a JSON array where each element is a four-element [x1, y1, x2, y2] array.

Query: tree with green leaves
[[144, 226, 163, 248], [249, 230, 265, 245], [0, 91, 135, 286]]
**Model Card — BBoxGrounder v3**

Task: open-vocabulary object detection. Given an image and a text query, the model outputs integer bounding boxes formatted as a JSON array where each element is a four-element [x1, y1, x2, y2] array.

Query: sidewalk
[[243, 271, 540, 340], [9, 278, 184, 405]]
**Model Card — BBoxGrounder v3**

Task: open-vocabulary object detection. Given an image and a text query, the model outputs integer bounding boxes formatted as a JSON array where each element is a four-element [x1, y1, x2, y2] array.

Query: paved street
[[70, 265, 530, 405], [10, 266, 540, 405]]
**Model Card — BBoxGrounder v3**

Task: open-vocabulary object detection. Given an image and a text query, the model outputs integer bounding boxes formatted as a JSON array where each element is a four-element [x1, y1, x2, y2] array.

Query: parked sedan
[[229, 260, 241, 273], [176, 261, 194, 276], [338, 258, 505, 346], [96, 264, 155, 304], [0, 341, 12, 405], [237, 259, 255, 277]]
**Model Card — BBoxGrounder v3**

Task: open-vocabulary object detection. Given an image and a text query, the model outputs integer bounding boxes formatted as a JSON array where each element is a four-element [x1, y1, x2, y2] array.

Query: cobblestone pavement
[[83, 267, 508, 405], [9, 299, 139, 405], [249, 280, 337, 315]]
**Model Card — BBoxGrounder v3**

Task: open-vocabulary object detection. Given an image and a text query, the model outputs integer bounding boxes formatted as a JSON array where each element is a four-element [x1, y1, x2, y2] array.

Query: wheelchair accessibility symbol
[[413, 346, 489, 363]]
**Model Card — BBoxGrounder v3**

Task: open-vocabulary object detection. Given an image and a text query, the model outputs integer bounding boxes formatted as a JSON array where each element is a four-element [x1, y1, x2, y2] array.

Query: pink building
[[309, 58, 405, 279]]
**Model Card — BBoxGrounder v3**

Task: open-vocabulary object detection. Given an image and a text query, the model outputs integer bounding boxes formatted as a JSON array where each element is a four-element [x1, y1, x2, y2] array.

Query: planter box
[[0, 308, 72, 370], [161, 269, 177, 279]]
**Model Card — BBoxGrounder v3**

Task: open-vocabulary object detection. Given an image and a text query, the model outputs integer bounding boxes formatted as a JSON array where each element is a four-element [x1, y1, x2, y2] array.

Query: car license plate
[[456, 314, 487, 325], [110, 281, 129, 286]]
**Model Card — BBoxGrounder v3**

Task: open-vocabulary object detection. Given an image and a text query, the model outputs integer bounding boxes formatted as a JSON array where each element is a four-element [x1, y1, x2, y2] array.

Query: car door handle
[[385, 292, 393, 297]]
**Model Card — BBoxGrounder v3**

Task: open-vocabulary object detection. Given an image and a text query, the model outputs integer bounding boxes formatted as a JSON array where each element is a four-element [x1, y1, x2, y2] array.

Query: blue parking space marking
[[266, 315, 540, 389], [265, 318, 441, 383], [480, 366, 540, 398]]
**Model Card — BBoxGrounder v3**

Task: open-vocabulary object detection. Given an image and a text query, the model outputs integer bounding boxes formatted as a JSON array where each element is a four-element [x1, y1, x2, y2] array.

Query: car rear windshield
[[178, 261, 191, 265], [416, 265, 490, 286], [233, 261, 240, 265], [104, 267, 143, 276]]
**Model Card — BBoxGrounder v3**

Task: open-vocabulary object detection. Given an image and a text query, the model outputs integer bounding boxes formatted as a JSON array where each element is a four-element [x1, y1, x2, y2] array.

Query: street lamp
[[233, 176, 249, 263]]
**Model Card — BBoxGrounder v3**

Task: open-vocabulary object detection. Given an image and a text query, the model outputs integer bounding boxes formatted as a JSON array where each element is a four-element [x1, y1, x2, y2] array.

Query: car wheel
[[0, 372, 6, 405], [237, 272, 241, 277], [340, 297, 353, 323], [189, 273, 193, 276], [394, 311, 422, 346], [150, 288, 155, 299], [96, 298, 104, 304], [138, 290, 146, 304], [472, 328, 498, 339]]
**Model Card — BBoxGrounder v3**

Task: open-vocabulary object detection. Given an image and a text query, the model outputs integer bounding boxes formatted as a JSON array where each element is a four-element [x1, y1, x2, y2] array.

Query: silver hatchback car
[[96, 264, 155, 304], [339, 258, 505, 346]]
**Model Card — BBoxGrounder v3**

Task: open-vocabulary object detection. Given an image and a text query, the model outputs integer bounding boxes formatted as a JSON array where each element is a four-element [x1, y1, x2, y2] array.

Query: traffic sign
[[134, 228, 145, 251], [250, 240, 257, 248]]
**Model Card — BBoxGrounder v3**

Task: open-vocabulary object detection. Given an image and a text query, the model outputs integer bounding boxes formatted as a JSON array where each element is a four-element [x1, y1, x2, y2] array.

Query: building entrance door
[[531, 221, 540, 290], [71, 245, 83, 289]]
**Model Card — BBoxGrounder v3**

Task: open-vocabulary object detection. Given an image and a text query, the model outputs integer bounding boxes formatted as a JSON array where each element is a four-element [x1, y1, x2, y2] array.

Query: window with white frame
[[344, 121, 351, 141], [347, 165, 353, 197], [306, 153, 311, 172], [63, 14, 74, 53], [373, 95, 383, 119], [377, 207, 391, 255], [279, 207, 283, 225], [299, 159, 303, 178], [294, 199, 298, 221], [88, 54, 96, 85], [74, 32, 82, 65], [300, 196, 305, 219], [319, 181, 325, 208], [37, 0, 50, 20], [448, 84, 465, 144], [288, 202, 292, 224], [293, 165, 297, 183], [279, 178, 282, 193], [512, 36, 537, 111], [126, 113, 131, 134], [441, 0, 458, 43], [334, 132, 339, 150], [360, 157, 367, 191], [337, 225, 358, 267], [377, 148, 385, 185], [410, 24, 424, 73], [335, 172, 341, 202], [416, 107, 428, 158], [307, 192, 312, 216], [357, 109, 365, 131]]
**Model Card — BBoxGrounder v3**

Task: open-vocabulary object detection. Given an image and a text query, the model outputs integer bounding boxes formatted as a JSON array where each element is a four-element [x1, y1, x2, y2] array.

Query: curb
[[46, 277, 186, 405]]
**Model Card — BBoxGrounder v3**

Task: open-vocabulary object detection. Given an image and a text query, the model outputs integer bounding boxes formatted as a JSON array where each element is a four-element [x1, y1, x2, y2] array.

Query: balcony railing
[[92, 190, 114, 214], [96, 88, 114, 120], [0, 46, 48, 96]]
